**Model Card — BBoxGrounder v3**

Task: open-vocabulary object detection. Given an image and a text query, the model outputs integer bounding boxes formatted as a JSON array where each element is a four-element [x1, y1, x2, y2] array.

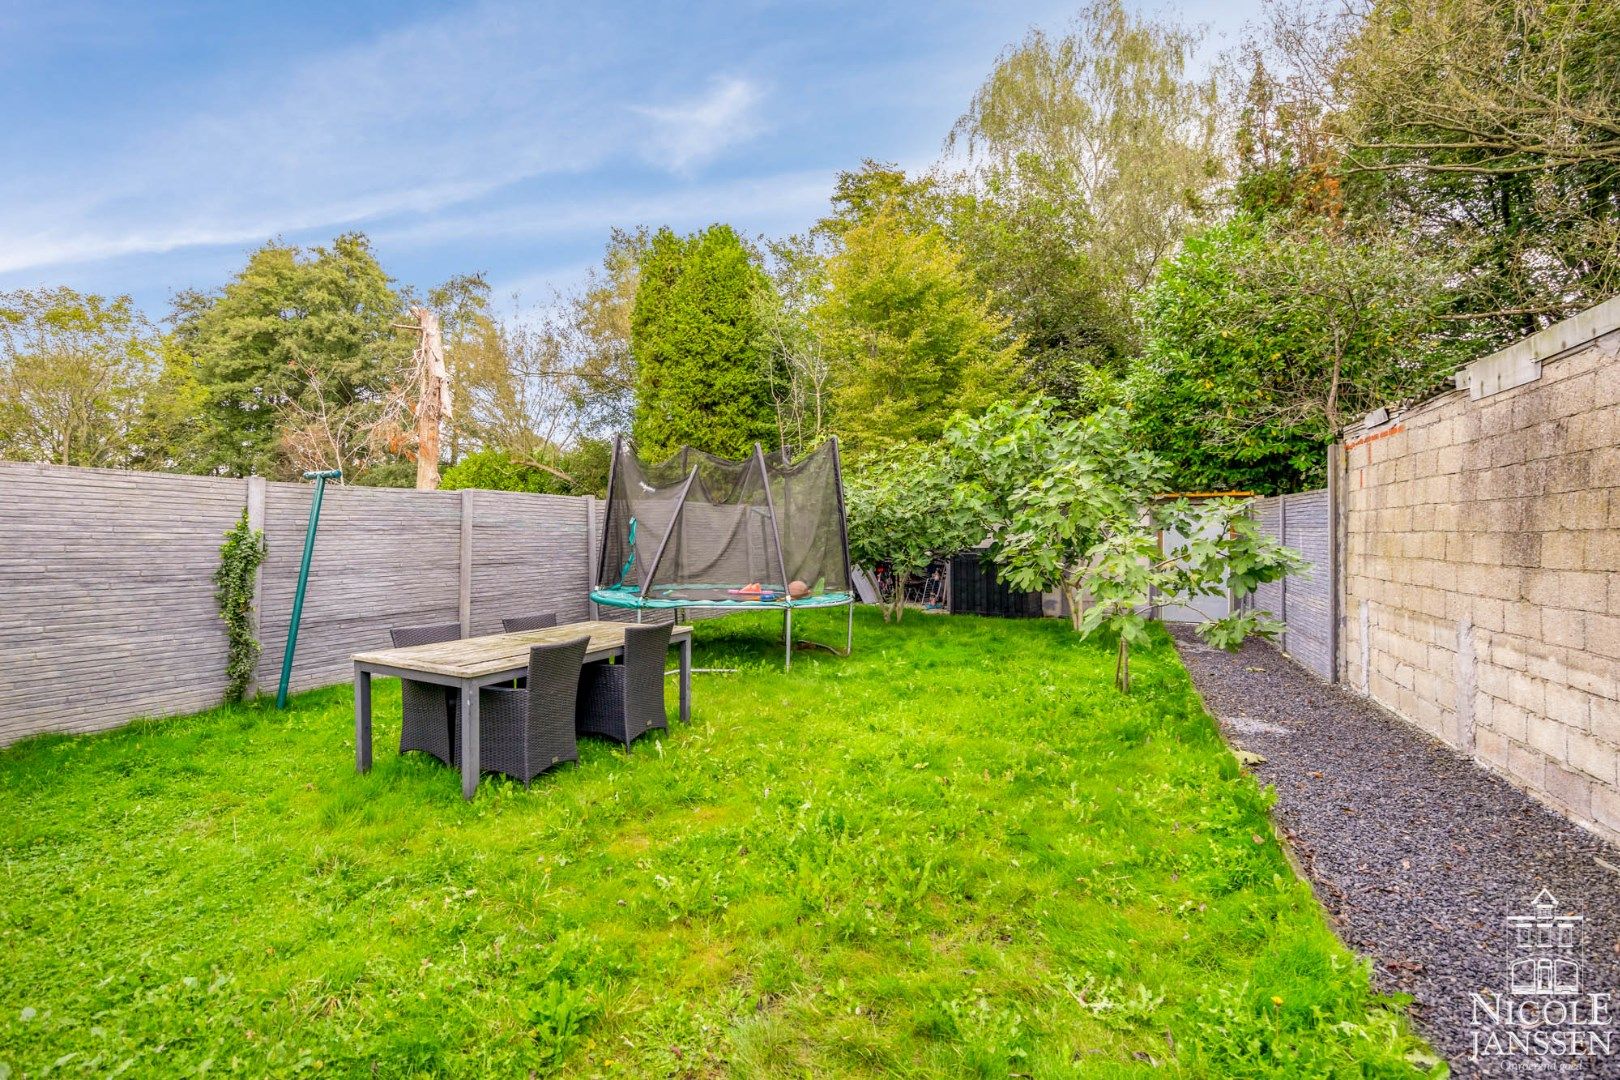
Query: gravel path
[[1170, 628, 1620, 1078]]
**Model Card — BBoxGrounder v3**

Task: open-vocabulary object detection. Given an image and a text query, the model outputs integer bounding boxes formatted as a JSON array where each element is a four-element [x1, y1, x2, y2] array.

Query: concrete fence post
[[1326, 442, 1343, 684], [459, 489, 474, 637], [1278, 495, 1289, 655], [585, 495, 600, 620], [245, 475, 267, 697]]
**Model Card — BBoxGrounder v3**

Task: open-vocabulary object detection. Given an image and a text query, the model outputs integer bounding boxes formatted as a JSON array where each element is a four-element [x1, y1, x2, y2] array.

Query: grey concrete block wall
[[1339, 295, 1620, 844], [0, 463, 606, 744]]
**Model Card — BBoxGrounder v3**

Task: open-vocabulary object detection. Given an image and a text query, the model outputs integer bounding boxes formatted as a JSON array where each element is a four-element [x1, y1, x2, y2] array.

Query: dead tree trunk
[[411, 306, 452, 491]]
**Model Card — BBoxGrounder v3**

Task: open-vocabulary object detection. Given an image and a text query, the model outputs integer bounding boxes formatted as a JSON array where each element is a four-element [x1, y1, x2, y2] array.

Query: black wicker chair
[[501, 612, 559, 633], [390, 622, 462, 766], [478, 637, 589, 784], [576, 623, 671, 747]]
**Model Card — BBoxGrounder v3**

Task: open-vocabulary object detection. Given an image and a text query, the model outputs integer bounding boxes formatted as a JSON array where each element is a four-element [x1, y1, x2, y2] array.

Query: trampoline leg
[[845, 601, 853, 655], [784, 607, 793, 671]]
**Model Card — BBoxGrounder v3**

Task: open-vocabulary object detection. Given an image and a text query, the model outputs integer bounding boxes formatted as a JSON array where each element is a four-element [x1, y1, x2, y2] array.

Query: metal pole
[[276, 469, 340, 709], [643, 466, 698, 598], [754, 443, 795, 669], [829, 437, 854, 660], [597, 435, 621, 593]]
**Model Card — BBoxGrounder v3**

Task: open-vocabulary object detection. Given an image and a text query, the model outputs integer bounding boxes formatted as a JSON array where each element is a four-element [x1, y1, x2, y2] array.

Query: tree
[[946, 399, 1303, 691], [949, 0, 1224, 337], [515, 228, 648, 440], [177, 233, 411, 478], [1079, 498, 1305, 692], [630, 224, 777, 459], [943, 157, 1128, 406], [946, 399, 1161, 631], [817, 160, 944, 239], [557, 436, 613, 497], [437, 438, 612, 497], [813, 208, 1020, 456], [756, 235, 834, 457], [128, 337, 212, 473], [440, 449, 568, 494], [1132, 214, 1459, 493], [426, 272, 500, 465], [1337, 0, 1620, 343], [843, 443, 978, 622], [0, 288, 161, 467], [1223, 0, 1356, 223]]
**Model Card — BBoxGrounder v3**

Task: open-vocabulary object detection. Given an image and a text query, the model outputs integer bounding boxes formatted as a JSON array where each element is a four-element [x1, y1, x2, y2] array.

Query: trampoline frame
[[593, 435, 856, 669]]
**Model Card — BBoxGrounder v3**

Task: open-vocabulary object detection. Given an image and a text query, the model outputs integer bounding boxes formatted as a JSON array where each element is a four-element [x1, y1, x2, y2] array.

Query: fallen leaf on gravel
[[1309, 771, 1324, 779], [1405, 1049, 1443, 1071], [1401, 859, 1411, 870], [1234, 749, 1266, 766], [1244, 666, 1267, 673]]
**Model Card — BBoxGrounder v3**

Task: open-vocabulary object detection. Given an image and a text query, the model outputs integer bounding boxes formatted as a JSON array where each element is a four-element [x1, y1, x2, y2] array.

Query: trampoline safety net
[[593, 436, 853, 610]]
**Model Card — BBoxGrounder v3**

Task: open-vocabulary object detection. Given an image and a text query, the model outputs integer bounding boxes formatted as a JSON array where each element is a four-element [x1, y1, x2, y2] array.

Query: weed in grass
[[0, 611, 1438, 1076]]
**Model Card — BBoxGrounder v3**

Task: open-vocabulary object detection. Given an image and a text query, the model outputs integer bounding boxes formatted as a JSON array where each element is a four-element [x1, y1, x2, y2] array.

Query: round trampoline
[[590, 436, 855, 667], [591, 584, 855, 610]]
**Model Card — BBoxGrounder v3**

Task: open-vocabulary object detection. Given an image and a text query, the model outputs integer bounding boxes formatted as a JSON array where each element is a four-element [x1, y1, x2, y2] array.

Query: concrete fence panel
[[467, 490, 595, 636], [254, 483, 465, 697], [0, 463, 604, 744], [0, 464, 248, 743], [1246, 489, 1336, 682]]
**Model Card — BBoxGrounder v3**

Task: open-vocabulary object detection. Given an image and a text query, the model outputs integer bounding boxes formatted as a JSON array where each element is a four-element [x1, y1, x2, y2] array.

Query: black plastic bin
[[947, 552, 1044, 618]]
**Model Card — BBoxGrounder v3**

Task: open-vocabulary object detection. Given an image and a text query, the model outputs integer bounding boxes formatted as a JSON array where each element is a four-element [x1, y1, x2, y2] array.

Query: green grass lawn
[[0, 610, 1434, 1078]]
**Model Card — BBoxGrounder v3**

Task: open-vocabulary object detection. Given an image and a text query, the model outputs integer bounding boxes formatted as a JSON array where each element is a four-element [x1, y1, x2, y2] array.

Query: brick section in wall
[[1340, 311, 1620, 844]]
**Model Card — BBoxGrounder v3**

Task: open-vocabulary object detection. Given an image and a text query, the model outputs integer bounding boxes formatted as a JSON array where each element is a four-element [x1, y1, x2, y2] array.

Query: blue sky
[[0, 1, 1260, 318]]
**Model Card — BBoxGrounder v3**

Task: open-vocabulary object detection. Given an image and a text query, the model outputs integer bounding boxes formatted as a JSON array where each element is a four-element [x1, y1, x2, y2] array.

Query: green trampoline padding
[[591, 585, 854, 611]]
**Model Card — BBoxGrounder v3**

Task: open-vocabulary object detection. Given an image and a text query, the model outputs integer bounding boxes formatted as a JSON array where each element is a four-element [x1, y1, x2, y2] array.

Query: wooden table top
[[352, 620, 693, 679]]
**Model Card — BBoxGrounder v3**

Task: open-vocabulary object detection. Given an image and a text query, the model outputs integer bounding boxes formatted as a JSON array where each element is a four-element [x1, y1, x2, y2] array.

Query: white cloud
[[374, 168, 833, 250], [632, 76, 766, 174], [0, 3, 755, 276]]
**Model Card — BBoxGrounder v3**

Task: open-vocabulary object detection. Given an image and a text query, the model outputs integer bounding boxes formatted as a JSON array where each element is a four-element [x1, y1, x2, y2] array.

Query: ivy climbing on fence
[[215, 509, 267, 702]]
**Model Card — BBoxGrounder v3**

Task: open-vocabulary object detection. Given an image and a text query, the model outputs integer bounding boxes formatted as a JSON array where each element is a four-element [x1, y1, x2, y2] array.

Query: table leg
[[459, 682, 480, 801], [679, 636, 692, 723], [354, 664, 372, 774]]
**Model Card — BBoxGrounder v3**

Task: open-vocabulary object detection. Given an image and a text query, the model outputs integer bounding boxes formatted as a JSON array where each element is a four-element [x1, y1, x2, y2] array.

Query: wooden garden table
[[351, 620, 693, 800]]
